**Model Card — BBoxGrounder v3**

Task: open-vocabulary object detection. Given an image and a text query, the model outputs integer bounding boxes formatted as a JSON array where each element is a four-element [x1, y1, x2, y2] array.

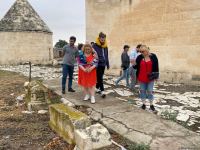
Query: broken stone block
[[49, 104, 91, 144], [74, 123, 112, 150], [89, 111, 102, 121], [60, 98, 75, 107], [176, 113, 190, 122], [26, 81, 48, 110]]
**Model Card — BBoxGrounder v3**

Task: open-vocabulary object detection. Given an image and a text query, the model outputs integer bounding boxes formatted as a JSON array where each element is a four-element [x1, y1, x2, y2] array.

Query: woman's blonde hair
[[82, 43, 93, 53], [140, 45, 150, 52]]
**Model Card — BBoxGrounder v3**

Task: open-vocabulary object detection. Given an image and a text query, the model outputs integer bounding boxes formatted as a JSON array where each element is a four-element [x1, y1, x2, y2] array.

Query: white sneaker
[[95, 88, 101, 94], [83, 94, 90, 101], [101, 91, 106, 98], [91, 96, 96, 104]]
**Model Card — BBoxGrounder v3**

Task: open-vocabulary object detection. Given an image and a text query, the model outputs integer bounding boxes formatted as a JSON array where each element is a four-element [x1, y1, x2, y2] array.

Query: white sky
[[0, 0, 86, 45]]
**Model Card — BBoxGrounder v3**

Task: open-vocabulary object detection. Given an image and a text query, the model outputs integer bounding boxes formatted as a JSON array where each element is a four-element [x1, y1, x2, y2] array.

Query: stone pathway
[[43, 79, 200, 150]]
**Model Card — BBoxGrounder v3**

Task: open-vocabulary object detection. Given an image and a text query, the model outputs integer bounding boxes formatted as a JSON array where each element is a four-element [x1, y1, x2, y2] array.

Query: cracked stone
[[124, 130, 152, 145], [176, 113, 190, 122], [103, 120, 129, 135], [89, 111, 102, 121], [74, 123, 112, 150]]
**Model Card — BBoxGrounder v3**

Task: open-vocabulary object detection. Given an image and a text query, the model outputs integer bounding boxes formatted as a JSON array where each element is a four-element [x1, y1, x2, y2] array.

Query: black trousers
[[96, 66, 105, 92]]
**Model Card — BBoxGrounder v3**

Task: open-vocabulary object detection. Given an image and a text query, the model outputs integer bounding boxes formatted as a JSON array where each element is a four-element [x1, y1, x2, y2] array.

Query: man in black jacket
[[115, 45, 130, 87], [93, 32, 110, 98]]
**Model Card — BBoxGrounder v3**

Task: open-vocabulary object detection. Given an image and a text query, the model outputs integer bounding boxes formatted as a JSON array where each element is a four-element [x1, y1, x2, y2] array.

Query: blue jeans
[[129, 67, 137, 90], [116, 68, 130, 86], [139, 81, 154, 101], [62, 64, 74, 91]]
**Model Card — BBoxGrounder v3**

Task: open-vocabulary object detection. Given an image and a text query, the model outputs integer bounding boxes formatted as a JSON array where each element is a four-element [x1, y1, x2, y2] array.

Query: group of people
[[61, 32, 159, 111]]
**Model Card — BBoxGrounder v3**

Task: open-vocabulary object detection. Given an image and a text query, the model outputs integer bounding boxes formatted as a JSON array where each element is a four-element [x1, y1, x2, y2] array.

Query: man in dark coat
[[93, 32, 110, 98]]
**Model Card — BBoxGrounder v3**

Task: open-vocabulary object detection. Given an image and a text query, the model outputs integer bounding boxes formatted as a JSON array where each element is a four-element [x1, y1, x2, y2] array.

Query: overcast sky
[[0, 0, 86, 45]]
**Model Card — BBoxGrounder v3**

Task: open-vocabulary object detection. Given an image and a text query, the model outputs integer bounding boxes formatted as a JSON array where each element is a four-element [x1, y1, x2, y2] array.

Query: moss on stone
[[50, 104, 87, 120], [49, 121, 75, 144]]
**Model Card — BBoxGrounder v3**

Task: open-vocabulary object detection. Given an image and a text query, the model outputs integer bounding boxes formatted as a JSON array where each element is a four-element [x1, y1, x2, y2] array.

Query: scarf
[[95, 37, 108, 48]]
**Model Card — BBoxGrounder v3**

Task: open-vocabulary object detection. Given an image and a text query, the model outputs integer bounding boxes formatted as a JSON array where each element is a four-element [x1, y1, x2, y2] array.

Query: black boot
[[150, 105, 156, 111], [141, 104, 146, 110], [62, 89, 65, 94], [68, 88, 75, 92]]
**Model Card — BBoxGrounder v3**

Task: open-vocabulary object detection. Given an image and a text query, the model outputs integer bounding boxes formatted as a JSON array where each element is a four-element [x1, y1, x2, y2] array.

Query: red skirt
[[78, 66, 96, 88]]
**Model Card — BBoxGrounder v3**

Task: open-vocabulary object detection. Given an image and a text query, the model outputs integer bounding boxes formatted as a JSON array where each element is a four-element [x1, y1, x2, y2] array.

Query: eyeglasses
[[139, 51, 145, 53]]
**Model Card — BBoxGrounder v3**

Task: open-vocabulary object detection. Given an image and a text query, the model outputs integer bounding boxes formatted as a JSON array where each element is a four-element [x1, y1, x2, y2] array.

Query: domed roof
[[0, 0, 52, 33]]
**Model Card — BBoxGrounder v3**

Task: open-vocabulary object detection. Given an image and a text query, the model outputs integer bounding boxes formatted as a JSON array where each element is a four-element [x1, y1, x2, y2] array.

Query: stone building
[[0, 0, 53, 65], [86, 0, 200, 82], [53, 48, 63, 59]]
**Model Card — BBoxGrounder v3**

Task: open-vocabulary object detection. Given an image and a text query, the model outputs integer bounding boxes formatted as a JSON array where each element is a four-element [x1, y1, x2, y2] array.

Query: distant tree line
[[54, 40, 68, 48]]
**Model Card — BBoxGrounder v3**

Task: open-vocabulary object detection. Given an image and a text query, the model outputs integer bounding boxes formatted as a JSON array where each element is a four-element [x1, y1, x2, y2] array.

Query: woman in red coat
[[78, 44, 98, 104]]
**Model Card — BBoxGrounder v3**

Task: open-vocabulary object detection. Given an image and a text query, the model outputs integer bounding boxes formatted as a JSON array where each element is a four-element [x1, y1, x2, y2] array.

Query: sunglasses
[[139, 51, 145, 53]]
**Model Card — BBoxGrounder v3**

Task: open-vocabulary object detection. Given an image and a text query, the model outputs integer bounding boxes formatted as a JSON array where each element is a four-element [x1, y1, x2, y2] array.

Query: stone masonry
[[0, 0, 53, 65], [86, 0, 200, 82]]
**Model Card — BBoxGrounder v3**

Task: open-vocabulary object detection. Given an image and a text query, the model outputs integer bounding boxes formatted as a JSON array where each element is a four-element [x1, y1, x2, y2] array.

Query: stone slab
[[49, 104, 91, 144], [44, 79, 200, 149], [74, 123, 112, 150]]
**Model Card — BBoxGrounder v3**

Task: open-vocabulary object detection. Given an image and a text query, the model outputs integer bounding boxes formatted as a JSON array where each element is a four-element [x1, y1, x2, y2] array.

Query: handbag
[[145, 58, 159, 80], [148, 72, 159, 80]]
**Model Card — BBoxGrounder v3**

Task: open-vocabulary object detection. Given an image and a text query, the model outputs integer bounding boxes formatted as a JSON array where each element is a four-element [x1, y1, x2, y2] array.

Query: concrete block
[[75, 123, 112, 150], [49, 104, 91, 144]]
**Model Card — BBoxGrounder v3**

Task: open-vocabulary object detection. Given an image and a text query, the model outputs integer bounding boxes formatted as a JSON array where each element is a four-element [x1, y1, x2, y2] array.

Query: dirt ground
[[0, 70, 132, 150], [0, 71, 70, 150]]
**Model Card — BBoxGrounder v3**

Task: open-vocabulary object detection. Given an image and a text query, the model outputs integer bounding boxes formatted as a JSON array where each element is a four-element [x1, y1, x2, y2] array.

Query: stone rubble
[[16, 95, 25, 101], [74, 123, 112, 150], [21, 110, 34, 114], [176, 113, 190, 122], [0, 65, 62, 80], [60, 98, 75, 107], [38, 110, 48, 114], [10, 93, 14, 96]]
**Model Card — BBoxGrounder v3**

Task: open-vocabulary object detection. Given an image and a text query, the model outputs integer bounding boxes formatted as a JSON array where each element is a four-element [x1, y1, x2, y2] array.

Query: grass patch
[[160, 110, 178, 122], [128, 143, 150, 150]]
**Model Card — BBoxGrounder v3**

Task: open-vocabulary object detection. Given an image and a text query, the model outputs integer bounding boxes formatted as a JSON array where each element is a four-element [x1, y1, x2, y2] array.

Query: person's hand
[[87, 68, 92, 72], [84, 67, 89, 72], [87, 66, 95, 72], [80, 66, 87, 72], [82, 68, 87, 72]]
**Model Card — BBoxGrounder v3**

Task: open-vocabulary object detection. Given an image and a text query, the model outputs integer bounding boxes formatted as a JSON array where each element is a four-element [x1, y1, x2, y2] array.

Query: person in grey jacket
[[62, 36, 79, 94], [115, 45, 130, 87]]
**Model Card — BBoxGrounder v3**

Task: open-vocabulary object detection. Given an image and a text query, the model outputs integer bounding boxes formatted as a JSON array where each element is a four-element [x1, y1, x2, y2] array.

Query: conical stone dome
[[0, 0, 52, 33]]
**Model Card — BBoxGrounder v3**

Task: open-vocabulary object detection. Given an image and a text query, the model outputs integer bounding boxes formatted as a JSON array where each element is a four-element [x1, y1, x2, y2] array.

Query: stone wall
[[0, 32, 53, 64], [86, 0, 200, 82]]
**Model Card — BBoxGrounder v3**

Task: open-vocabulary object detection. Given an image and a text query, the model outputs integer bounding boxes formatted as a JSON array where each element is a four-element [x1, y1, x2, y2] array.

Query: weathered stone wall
[[86, 0, 200, 82], [0, 32, 53, 64]]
